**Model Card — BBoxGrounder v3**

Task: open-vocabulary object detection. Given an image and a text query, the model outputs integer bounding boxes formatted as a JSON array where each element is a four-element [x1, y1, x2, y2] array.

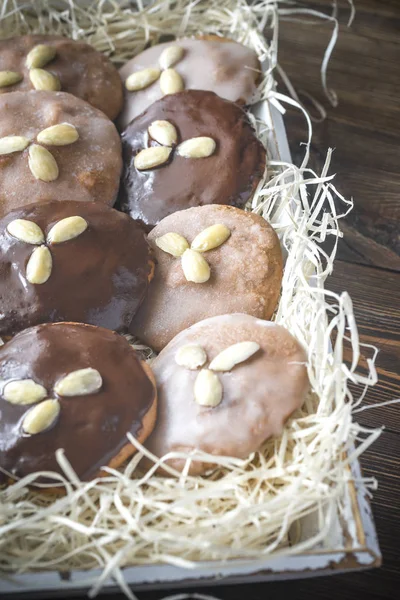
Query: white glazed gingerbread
[[118, 37, 260, 128], [144, 313, 309, 475]]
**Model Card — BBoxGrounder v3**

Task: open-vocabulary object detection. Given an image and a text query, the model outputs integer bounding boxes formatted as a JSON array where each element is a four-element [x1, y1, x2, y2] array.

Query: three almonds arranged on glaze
[[0, 122, 79, 183], [156, 223, 231, 283], [176, 341, 260, 407], [3, 367, 102, 435], [0, 36, 123, 119], [134, 117, 216, 171], [125, 45, 185, 96], [6, 214, 87, 284], [0, 43, 60, 92]]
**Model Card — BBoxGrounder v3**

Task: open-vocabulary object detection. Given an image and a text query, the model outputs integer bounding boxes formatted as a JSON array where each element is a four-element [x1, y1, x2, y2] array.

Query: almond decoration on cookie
[[47, 216, 88, 244], [159, 68, 184, 95], [134, 121, 215, 173], [134, 146, 172, 170], [13, 365, 104, 435], [0, 135, 29, 155], [148, 120, 178, 147], [3, 379, 47, 406], [125, 44, 185, 95], [125, 68, 161, 91], [159, 45, 185, 70], [6, 218, 44, 244], [209, 341, 260, 371], [28, 144, 59, 181], [155, 232, 189, 256], [0, 71, 23, 88], [175, 344, 207, 370], [191, 224, 230, 251], [0, 43, 59, 93], [29, 68, 61, 91], [181, 249, 211, 283], [54, 368, 102, 397], [155, 223, 231, 284], [0, 122, 79, 183], [22, 399, 60, 435], [26, 245, 52, 284], [176, 137, 216, 159], [37, 123, 79, 146], [26, 44, 57, 70], [175, 338, 260, 409], [194, 369, 222, 407], [6, 213, 88, 285], [0, 37, 123, 120]]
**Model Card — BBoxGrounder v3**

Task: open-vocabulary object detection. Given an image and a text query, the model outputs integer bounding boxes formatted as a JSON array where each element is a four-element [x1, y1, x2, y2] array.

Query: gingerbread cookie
[[130, 205, 282, 352], [0, 322, 157, 485], [119, 90, 266, 229], [0, 35, 123, 120], [118, 37, 260, 128], [144, 313, 309, 475], [0, 91, 122, 215], [0, 201, 153, 335]]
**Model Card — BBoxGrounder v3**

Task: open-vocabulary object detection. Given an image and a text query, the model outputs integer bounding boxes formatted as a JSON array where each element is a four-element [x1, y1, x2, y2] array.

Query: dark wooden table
[[72, 2, 400, 599]]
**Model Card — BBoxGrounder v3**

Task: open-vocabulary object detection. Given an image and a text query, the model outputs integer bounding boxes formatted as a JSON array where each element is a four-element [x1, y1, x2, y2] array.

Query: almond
[[3, 379, 47, 406], [159, 68, 184, 94], [22, 399, 60, 435], [191, 224, 231, 252], [159, 45, 185, 70], [125, 68, 161, 91], [29, 68, 61, 91], [37, 123, 79, 146], [194, 369, 222, 408], [181, 249, 211, 283], [47, 216, 88, 244], [26, 44, 56, 69], [155, 232, 189, 257], [0, 135, 29, 156], [209, 342, 260, 372], [7, 219, 45, 245], [54, 368, 102, 397], [26, 246, 52, 284], [148, 120, 177, 147], [176, 137, 216, 159], [0, 71, 23, 88], [28, 144, 59, 182], [134, 146, 171, 170], [175, 344, 207, 370]]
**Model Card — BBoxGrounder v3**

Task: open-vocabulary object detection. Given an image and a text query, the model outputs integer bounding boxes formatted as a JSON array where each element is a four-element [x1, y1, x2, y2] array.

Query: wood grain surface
[[62, 1, 400, 599], [278, 0, 400, 272]]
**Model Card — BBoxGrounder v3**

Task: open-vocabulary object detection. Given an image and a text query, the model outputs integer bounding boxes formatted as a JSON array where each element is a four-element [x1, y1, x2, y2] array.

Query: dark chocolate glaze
[[0, 323, 155, 482], [0, 201, 153, 336], [119, 90, 266, 229]]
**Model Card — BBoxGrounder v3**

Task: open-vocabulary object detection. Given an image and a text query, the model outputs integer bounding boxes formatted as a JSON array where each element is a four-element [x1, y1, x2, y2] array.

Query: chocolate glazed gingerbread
[[0, 323, 156, 483], [119, 90, 266, 229], [0, 201, 153, 336]]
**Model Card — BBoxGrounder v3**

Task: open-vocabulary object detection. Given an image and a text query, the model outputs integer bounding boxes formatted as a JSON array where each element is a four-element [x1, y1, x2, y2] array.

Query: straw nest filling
[[0, 1, 380, 598]]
